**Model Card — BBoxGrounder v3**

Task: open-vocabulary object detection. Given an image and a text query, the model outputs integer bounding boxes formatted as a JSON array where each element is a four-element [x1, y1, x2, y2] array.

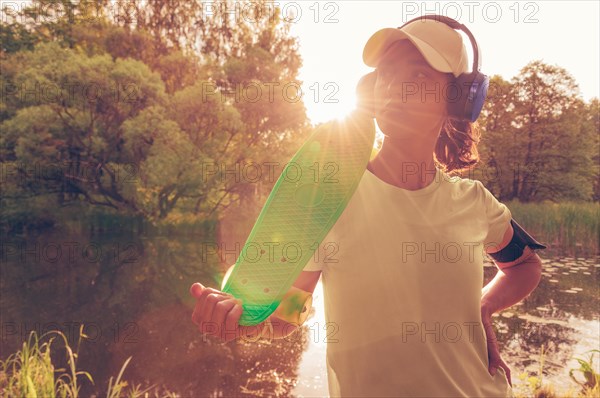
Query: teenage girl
[[190, 16, 546, 397]]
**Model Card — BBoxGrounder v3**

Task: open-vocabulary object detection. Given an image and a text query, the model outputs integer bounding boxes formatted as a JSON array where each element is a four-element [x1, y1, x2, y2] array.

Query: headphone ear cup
[[468, 73, 489, 122], [356, 71, 377, 118], [447, 73, 489, 122]]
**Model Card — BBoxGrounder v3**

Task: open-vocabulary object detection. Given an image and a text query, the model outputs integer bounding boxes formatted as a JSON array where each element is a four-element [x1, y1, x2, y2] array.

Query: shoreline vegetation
[[504, 201, 600, 258], [0, 328, 177, 398], [0, 329, 598, 398], [2, 200, 598, 256]]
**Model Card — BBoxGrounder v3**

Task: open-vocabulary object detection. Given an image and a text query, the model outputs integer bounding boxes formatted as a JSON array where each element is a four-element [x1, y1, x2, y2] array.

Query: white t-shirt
[[303, 165, 515, 398]]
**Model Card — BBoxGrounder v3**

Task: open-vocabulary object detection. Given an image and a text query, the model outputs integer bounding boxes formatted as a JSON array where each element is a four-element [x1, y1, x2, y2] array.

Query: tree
[[1, 41, 165, 214], [478, 61, 597, 202], [585, 98, 600, 201], [478, 74, 516, 199], [1, 0, 312, 222], [0, 0, 112, 54]]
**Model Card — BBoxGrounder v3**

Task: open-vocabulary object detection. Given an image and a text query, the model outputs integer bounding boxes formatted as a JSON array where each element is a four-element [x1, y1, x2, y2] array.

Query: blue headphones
[[356, 15, 489, 123]]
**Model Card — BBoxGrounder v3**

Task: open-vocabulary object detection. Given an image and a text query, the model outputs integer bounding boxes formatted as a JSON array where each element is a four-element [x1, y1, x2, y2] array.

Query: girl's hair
[[433, 118, 481, 177]]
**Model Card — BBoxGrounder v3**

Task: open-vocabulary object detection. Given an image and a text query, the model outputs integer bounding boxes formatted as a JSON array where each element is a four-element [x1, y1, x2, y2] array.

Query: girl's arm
[[481, 242, 543, 317], [480, 231, 543, 383]]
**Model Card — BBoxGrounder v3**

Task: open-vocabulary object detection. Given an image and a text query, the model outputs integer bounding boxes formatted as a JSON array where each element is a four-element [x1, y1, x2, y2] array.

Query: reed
[[514, 346, 600, 398], [506, 201, 600, 256], [0, 326, 172, 398]]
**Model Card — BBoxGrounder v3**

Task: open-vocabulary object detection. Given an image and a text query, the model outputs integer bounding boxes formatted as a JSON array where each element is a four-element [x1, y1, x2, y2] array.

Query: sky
[[279, 0, 600, 125]]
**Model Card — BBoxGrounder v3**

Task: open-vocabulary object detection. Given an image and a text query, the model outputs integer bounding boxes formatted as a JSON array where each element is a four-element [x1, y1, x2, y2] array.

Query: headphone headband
[[397, 15, 482, 75]]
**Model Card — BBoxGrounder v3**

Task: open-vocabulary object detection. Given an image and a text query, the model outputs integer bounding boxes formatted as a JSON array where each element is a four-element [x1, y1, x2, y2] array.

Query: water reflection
[[1, 229, 598, 397], [1, 230, 308, 397]]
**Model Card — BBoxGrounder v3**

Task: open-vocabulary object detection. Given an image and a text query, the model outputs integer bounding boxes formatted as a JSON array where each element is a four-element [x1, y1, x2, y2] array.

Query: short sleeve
[[476, 180, 512, 250]]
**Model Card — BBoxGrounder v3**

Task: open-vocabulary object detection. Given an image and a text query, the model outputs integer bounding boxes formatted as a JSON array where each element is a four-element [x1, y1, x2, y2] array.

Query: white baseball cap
[[363, 18, 470, 78]]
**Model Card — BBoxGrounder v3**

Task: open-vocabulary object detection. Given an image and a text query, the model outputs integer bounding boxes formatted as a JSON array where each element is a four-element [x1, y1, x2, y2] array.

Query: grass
[[0, 326, 175, 398], [514, 345, 600, 398], [506, 201, 600, 256]]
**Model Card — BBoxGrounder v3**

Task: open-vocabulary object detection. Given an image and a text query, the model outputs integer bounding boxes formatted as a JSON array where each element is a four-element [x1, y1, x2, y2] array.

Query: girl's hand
[[190, 282, 249, 343], [481, 310, 512, 387]]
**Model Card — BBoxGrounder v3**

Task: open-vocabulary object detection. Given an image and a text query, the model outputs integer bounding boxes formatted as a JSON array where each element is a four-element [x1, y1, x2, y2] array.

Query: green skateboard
[[221, 110, 376, 326]]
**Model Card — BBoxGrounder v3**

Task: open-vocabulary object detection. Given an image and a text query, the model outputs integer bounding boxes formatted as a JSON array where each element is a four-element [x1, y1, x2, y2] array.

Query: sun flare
[[302, 81, 360, 125]]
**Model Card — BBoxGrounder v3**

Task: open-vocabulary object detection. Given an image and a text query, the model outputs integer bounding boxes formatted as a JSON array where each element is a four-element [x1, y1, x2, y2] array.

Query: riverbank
[[1, 329, 598, 398]]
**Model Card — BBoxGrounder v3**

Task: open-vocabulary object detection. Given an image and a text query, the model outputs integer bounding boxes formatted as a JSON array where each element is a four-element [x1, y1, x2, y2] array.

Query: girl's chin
[[376, 109, 432, 127], [378, 126, 421, 138], [377, 113, 445, 137], [377, 108, 404, 119], [381, 132, 420, 140], [377, 115, 419, 134], [379, 121, 437, 138]]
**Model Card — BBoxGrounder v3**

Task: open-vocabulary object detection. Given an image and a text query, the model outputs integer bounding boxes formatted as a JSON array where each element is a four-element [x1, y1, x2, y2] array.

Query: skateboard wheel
[[272, 286, 313, 326]]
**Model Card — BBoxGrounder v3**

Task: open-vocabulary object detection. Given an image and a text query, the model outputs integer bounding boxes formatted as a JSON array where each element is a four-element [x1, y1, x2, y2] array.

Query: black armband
[[488, 219, 547, 263]]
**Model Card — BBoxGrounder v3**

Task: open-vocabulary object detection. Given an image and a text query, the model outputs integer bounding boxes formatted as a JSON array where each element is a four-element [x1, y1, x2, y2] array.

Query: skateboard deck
[[221, 110, 376, 325]]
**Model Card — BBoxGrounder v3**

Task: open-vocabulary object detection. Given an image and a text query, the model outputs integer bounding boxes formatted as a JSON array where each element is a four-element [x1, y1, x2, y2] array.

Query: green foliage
[[0, 40, 169, 216], [519, 344, 546, 393], [1, 0, 310, 226], [515, 346, 600, 398], [477, 62, 598, 202], [506, 200, 599, 255], [569, 350, 600, 391], [0, 326, 94, 398], [0, 327, 171, 398]]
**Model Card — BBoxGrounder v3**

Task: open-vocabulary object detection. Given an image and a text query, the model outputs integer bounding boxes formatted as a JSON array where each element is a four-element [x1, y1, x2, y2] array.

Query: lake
[[1, 228, 598, 397]]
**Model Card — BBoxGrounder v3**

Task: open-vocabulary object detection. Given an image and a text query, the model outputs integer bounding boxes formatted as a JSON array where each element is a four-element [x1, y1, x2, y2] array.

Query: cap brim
[[363, 28, 456, 76]]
